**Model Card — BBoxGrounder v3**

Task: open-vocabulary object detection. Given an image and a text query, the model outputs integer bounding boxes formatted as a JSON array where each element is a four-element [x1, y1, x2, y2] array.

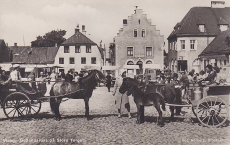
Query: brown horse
[[50, 70, 105, 120], [119, 77, 166, 127], [119, 77, 183, 126]]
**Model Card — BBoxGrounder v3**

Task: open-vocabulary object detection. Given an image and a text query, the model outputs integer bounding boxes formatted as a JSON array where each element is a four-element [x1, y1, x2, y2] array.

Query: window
[[91, 57, 96, 64], [59, 58, 64, 64], [146, 60, 152, 64], [127, 61, 134, 65], [134, 29, 138, 37], [220, 25, 228, 31], [181, 40, 185, 49], [190, 40, 195, 49], [141, 29, 145, 37], [81, 57, 86, 64], [127, 47, 134, 56], [86, 45, 91, 53], [64, 46, 69, 53], [146, 47, 152, 56], [199, 25, 205, 32], [75, 46, 80, 53], [69, 57, 75, 64]]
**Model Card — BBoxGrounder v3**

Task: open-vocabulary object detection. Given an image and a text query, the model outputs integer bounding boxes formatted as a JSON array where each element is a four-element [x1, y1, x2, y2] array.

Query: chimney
[[75, 24, 80, 34], [55, 43, 58, 47], [211, 1, 225, 8], [123, 19, 127, 25], [14, 43, 17, 47], [82, 25, 86, 35]]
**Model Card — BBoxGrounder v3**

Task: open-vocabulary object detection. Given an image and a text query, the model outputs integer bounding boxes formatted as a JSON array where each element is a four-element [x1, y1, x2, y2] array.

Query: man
[[105, 73, 112, 92], [9, 64, 21, 82], [65, 70, 74, 82]]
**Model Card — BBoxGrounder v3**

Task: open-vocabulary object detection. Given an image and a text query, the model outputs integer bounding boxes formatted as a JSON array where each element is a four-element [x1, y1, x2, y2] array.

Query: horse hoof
[[136, 120, 141, 124], [158, 124, 164, 127]]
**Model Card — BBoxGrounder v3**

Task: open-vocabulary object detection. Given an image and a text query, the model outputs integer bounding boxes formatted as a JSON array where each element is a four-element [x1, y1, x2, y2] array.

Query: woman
[[112, 70, 131, 118]]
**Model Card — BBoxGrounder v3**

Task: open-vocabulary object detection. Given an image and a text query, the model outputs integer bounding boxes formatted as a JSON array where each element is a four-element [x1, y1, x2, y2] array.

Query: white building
[[54, 25, 103, 73]]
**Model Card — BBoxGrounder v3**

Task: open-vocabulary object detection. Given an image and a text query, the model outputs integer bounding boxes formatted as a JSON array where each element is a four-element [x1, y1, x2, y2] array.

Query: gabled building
[[54, 25, 103, 73], [111, 8, 164, 75], [167, 1, 230, 72]]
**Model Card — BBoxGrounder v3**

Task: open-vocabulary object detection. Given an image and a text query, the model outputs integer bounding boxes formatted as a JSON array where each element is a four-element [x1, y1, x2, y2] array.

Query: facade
[[0, 39, 10, 63], [54, 26, 103, 73], [111, 8, 164, 75], [167, 1, 230, 73]]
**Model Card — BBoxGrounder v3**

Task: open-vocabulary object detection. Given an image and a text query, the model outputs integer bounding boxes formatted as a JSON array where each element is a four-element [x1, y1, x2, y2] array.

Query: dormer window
[[199, 25, 205, 32], [220, 25, 228, 32]]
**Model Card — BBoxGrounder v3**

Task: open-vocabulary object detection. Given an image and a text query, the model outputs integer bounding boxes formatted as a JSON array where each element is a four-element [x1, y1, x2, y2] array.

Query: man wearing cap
[[9, 64, 21, 82]]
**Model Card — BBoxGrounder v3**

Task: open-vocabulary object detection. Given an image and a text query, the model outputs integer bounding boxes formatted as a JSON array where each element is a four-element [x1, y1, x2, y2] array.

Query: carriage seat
[[16, 82, 37, 94]]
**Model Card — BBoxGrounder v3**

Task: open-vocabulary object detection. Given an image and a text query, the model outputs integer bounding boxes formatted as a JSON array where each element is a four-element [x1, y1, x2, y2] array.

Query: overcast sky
[[0, 0, 229, 49]]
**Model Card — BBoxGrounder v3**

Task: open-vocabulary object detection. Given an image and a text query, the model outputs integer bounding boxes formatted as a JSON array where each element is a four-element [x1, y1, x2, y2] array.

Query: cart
[[190, 85, 229, 127], [0, 80, 81, 120]]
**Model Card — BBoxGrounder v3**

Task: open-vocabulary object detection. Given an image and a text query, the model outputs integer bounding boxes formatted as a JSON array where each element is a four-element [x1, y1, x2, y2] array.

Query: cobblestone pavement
[[0, 86, 230, 145]]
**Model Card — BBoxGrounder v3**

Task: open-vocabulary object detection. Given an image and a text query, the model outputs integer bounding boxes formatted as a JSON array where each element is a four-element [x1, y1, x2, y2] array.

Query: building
[[110, 8, 164, 76], [167, 1, 230, 72], [11, 46, 58, 77], [54, 25, 103, 73], [199, 29, 230, 67], [0, 39, 10, 63]]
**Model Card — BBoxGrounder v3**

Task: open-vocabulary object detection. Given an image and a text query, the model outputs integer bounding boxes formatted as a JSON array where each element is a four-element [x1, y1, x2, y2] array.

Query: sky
[[0, 0, 229, 50]]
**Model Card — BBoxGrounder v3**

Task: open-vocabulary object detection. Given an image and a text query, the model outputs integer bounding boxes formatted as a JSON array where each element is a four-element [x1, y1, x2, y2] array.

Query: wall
[[114, 9, 164, 72], [54, 45, 102, 73]]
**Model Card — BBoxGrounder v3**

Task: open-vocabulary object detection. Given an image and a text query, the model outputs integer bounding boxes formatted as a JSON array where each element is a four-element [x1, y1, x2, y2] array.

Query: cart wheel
[[3, 92, 31, 119], [30, 100, 42, 116], [196, 96, 229, 127]]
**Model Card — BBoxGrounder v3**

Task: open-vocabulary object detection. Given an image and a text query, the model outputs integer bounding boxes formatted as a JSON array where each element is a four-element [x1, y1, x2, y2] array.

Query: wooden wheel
[[3, 92, 31, 119], [196, 96, 229, 127], [30, 100, 42, 116]]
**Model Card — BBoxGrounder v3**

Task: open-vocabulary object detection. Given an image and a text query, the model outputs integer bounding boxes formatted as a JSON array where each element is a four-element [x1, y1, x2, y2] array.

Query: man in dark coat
[[65, 70, 73, 82], [106, 73, 112, 92]]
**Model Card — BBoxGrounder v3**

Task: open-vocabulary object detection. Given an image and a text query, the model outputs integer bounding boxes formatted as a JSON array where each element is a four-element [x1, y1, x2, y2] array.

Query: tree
[[31, 29, 66, 47]]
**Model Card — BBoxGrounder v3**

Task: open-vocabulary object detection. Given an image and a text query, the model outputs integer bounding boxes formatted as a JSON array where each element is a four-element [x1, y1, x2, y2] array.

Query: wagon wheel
[[3, 92, 31, 120], [30, 100, 42, 117], [196, 96, 229, 127]]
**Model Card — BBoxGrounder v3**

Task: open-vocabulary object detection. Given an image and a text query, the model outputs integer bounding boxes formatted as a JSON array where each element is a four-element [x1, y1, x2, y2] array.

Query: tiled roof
[[199, 29, 230, 56], [12, 47, 58, 64], [61, 30, 96, 46], [8, 46, 30, 55], [168, 7, 230, 39]]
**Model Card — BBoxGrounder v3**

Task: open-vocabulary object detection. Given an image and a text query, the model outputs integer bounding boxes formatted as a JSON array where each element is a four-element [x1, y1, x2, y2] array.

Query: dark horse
[[50, 70, 105, 120], [119, 77, 182, 126]]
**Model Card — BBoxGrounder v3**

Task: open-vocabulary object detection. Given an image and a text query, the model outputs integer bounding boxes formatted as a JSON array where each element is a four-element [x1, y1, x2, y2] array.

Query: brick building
[[110, 8, 164, 75], [167, 1, 230, 72]]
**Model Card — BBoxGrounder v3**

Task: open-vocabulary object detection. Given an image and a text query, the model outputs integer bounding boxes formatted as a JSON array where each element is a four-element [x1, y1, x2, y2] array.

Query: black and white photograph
[[0, 0, 230, 144]]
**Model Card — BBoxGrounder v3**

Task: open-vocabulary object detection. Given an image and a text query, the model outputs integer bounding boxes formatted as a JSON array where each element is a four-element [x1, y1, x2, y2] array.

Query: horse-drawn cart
[[0, 81, 48, 119], [190, 85, 229, 127]]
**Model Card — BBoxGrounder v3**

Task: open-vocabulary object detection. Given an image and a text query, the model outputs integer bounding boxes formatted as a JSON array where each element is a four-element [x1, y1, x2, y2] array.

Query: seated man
[[9, 64, 22, 82]]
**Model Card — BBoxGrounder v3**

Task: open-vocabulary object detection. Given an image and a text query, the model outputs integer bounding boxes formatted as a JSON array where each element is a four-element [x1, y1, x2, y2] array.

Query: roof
[[199, 29, 230, 56], [61, 30, 96, 46], [8, 46, 30, 55], [168, 7, 230, 39], [12, 47, 58, 64]]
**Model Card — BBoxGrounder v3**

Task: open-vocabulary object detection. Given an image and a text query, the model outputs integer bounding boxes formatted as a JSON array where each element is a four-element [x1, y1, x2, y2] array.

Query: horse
[[119, 77, 183, 126], [119, 77, 166, 127], [49, 69, 105, 120]]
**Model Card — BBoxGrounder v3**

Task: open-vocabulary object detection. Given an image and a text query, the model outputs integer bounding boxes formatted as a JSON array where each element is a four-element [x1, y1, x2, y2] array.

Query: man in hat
[[9, 64, 21, 82]]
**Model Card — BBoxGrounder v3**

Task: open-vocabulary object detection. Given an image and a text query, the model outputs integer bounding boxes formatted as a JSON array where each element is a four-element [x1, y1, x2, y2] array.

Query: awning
[[199, 55, 228, 60], [102, 66, 120, 70], [143, 64, 161, 69], [123, 65, 140, 69], [25, 67, 34, 72], [84, 65, 101, 70]]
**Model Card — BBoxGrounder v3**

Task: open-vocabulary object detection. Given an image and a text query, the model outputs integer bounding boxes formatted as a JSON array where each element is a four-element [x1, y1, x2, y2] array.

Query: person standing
[[105, 73, 112, 92], [113, 69, 131, 118], [9, 64, 22, 82], [65, 70, 74, 82]]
